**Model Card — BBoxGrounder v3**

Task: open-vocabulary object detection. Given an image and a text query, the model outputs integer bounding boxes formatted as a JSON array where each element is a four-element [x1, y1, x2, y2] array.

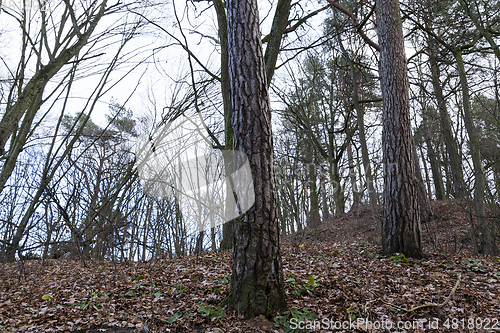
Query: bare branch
[[326, 0, 380, 52]]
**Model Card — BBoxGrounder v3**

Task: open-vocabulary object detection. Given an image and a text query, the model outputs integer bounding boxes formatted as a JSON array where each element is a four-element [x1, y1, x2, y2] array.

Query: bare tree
[[0, 0, 154, 261], [0, 1, 114, 194]]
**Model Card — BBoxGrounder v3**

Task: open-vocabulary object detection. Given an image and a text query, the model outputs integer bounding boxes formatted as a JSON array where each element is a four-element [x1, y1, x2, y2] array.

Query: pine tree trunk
[[376, 0, 423, 258], [226, 0, 287, 318]]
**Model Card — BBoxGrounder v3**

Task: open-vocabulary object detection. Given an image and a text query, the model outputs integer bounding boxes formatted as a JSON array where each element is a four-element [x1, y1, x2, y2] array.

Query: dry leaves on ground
[[0, 240, 499, 332]]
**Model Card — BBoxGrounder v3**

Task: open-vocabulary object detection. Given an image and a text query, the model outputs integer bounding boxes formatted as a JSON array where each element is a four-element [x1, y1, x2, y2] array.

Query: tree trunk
[[320, 165, 329, 220], [0, 1, 109, 195], [263, 0, 292, 87], [337, 39, 378, 228], [413, 146, 434, 223], [216, 0, 291, 250], [422, 106, 445, 200], [428, 46, 467, 199], [347, 142, 362, 213], [418, 144, 434, 198], [376, 0, 423, 258], [454, 49, 497, 255], [213, 0, 236, 252], [194, 231, 204, 254], [308, 146, 319, 228], [226, 0, 287, 318], [330, 160, 345, 217]]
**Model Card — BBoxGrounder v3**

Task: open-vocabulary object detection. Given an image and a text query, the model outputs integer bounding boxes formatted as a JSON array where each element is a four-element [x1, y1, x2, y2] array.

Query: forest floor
[[0, 200, 499, 332]]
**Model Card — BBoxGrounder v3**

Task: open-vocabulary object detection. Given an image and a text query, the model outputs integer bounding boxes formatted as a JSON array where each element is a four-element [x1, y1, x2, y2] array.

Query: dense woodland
[[0, 0, 500, 329]]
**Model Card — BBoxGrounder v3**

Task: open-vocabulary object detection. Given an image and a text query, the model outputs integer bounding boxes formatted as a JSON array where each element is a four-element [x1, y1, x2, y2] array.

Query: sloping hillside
[[0, 200, 499, 333], [285, 199, 478, 256]]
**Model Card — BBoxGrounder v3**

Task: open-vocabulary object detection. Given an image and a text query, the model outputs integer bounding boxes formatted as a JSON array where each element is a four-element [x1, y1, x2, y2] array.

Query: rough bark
[[226, 0, 287, 318], [216, 0, 291, 249], [376, 0, 423, 258]]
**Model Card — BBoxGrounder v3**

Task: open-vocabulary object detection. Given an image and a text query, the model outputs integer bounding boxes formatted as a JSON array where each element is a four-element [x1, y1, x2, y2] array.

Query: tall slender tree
[[376, 0, 423, 258], [409, 0, 498, 254], [226, 0, 287, 318], [454, 48, 496, 255]]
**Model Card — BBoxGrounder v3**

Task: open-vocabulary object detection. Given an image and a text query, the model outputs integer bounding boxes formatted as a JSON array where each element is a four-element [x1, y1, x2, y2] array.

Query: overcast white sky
[[0, 0, 329, 135]]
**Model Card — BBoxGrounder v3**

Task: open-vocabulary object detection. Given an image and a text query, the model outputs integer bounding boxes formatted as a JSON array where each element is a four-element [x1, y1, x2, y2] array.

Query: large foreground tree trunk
[[226, 0, 287, 318], [216, 0, 291, 250], [376, 0, 423, 258]]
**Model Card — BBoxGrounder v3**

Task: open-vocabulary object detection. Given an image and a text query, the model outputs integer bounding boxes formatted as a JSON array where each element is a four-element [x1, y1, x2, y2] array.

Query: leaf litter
[[0, 201, 498, 332]]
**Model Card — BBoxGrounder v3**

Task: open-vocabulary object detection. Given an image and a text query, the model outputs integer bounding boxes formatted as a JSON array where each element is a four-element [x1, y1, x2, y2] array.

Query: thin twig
[[379, 274, 462, 312]]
